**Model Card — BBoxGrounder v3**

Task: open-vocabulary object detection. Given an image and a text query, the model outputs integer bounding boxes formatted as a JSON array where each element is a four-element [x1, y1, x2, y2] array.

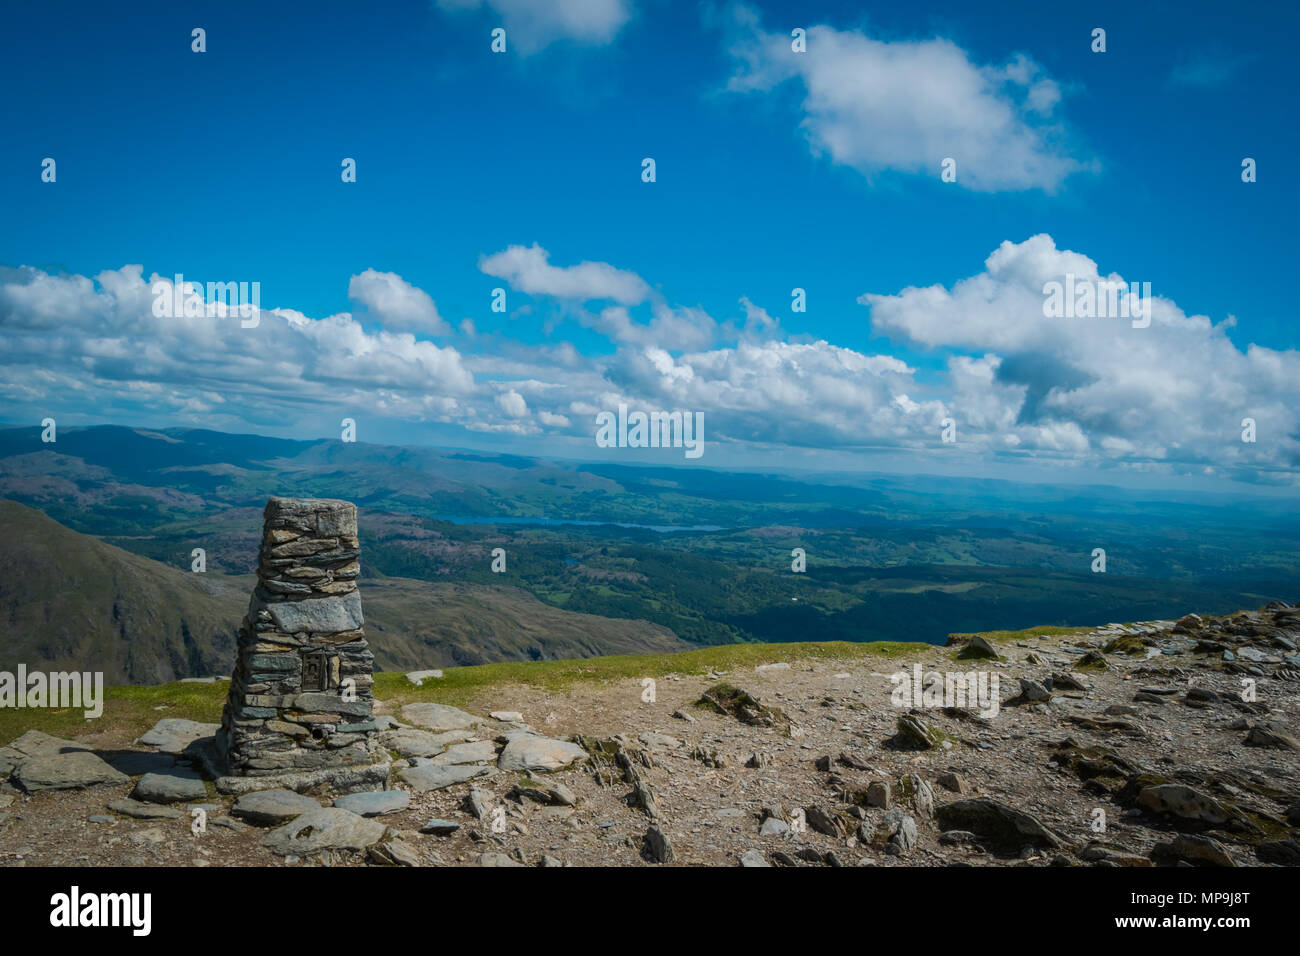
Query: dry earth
[[2, 605, 1298, 867]]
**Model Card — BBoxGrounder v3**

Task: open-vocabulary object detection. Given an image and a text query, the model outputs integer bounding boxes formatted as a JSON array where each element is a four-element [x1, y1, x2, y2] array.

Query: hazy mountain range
[[0, 424, 1295, 684]]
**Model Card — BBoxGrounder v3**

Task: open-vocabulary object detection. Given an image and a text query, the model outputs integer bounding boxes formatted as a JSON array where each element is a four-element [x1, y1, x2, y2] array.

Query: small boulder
[[131, 767, 207, 804], [419, 818, 461, 836], [231, 789, 321, 826], [1016, 679, 1052, 703], [1136, 784, 1233, 827], [497, 735, 588, 773], [1256, 840, 1300, 866], [956, 636, 1000, 660], [1244, 725, 1300, 751], [1152, 834, 1236, 867], [888, 715, 941, 750], [642, 826, 676, 863], [13, 751, 129, 792], [262, 807, 387, 855], [937, 771, 967, 794], [934, 798, 1064, 850], [805, 805, 846, 838], [369, 834, 423, 866]]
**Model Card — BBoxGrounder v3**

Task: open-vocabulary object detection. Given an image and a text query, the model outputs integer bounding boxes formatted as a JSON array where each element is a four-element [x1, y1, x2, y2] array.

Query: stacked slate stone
[[216, 497, 383, 776]]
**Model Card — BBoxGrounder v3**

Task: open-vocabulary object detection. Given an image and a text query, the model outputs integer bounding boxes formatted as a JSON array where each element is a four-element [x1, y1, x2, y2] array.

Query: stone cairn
[[216, 497, 385, 779]]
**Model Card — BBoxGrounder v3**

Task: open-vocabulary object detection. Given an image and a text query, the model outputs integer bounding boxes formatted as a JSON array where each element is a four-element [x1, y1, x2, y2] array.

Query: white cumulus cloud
[[479, 243, 650, 305], [348, 268, 449, 336], [724, 5, 1091, 192], [3, 236, 1294, 486], [861, 234, 1300, 477], [435, 0, 632, 55]]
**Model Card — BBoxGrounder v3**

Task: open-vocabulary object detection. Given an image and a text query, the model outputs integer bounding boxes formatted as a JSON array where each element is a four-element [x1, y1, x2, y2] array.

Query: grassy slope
[[362, 578, 687, 667], [0, 500, 690, 682], [0, 499, 246, 685]]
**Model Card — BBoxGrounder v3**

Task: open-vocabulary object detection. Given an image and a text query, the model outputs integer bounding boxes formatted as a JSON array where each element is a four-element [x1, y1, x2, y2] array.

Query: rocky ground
[[1, 603, 1298, 867]]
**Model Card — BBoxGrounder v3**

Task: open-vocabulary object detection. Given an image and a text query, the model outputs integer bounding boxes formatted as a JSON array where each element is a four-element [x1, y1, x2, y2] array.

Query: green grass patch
[[1, 639, 930, 744], [373, 638, 927, 710], [948, 624, 1091, 647], [0, 682, 228, 746]]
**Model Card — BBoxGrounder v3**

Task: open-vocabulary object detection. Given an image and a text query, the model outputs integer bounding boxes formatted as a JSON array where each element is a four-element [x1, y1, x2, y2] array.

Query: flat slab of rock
[[497, 734, 588, 773], [419, 818, 460, 835], [262, 807, 386, 855], [232, 789, 321, 826], [107, 798, 185, 820], [131, 767, 207, 804], [13, 751, 130, 792], [333, 790, 409, 817], [259, 590, 363, 635], [211, 759, 391, 796], [379, 727, 475, 758], [398, 763, 493, 793], [2, 731, 90, 773], [496, 729, 538, 744], [4, 730, 91, 757], [399, 702, 481, 732], [430, 740, 498, 766], [137, 718, 219, 754]]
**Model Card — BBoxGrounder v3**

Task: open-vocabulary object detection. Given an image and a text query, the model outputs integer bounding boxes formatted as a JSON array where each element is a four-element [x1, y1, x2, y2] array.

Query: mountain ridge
[[0, 499, 686, 683]]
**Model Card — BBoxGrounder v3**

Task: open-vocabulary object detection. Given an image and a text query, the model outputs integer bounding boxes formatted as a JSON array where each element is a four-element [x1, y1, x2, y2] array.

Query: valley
[[0, 424, 1295, 682]]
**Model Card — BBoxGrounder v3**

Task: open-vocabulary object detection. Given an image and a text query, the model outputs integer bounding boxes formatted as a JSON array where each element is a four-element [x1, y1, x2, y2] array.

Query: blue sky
[[1, 0, 1297, 491]]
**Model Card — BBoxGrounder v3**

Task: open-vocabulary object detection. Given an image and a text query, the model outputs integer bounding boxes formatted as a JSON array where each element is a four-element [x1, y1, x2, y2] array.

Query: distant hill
[[0, 500, 687, 683], [361, 579, 687, 668], [0, 498, 245, 684], [0, 424, 1293, 657]]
